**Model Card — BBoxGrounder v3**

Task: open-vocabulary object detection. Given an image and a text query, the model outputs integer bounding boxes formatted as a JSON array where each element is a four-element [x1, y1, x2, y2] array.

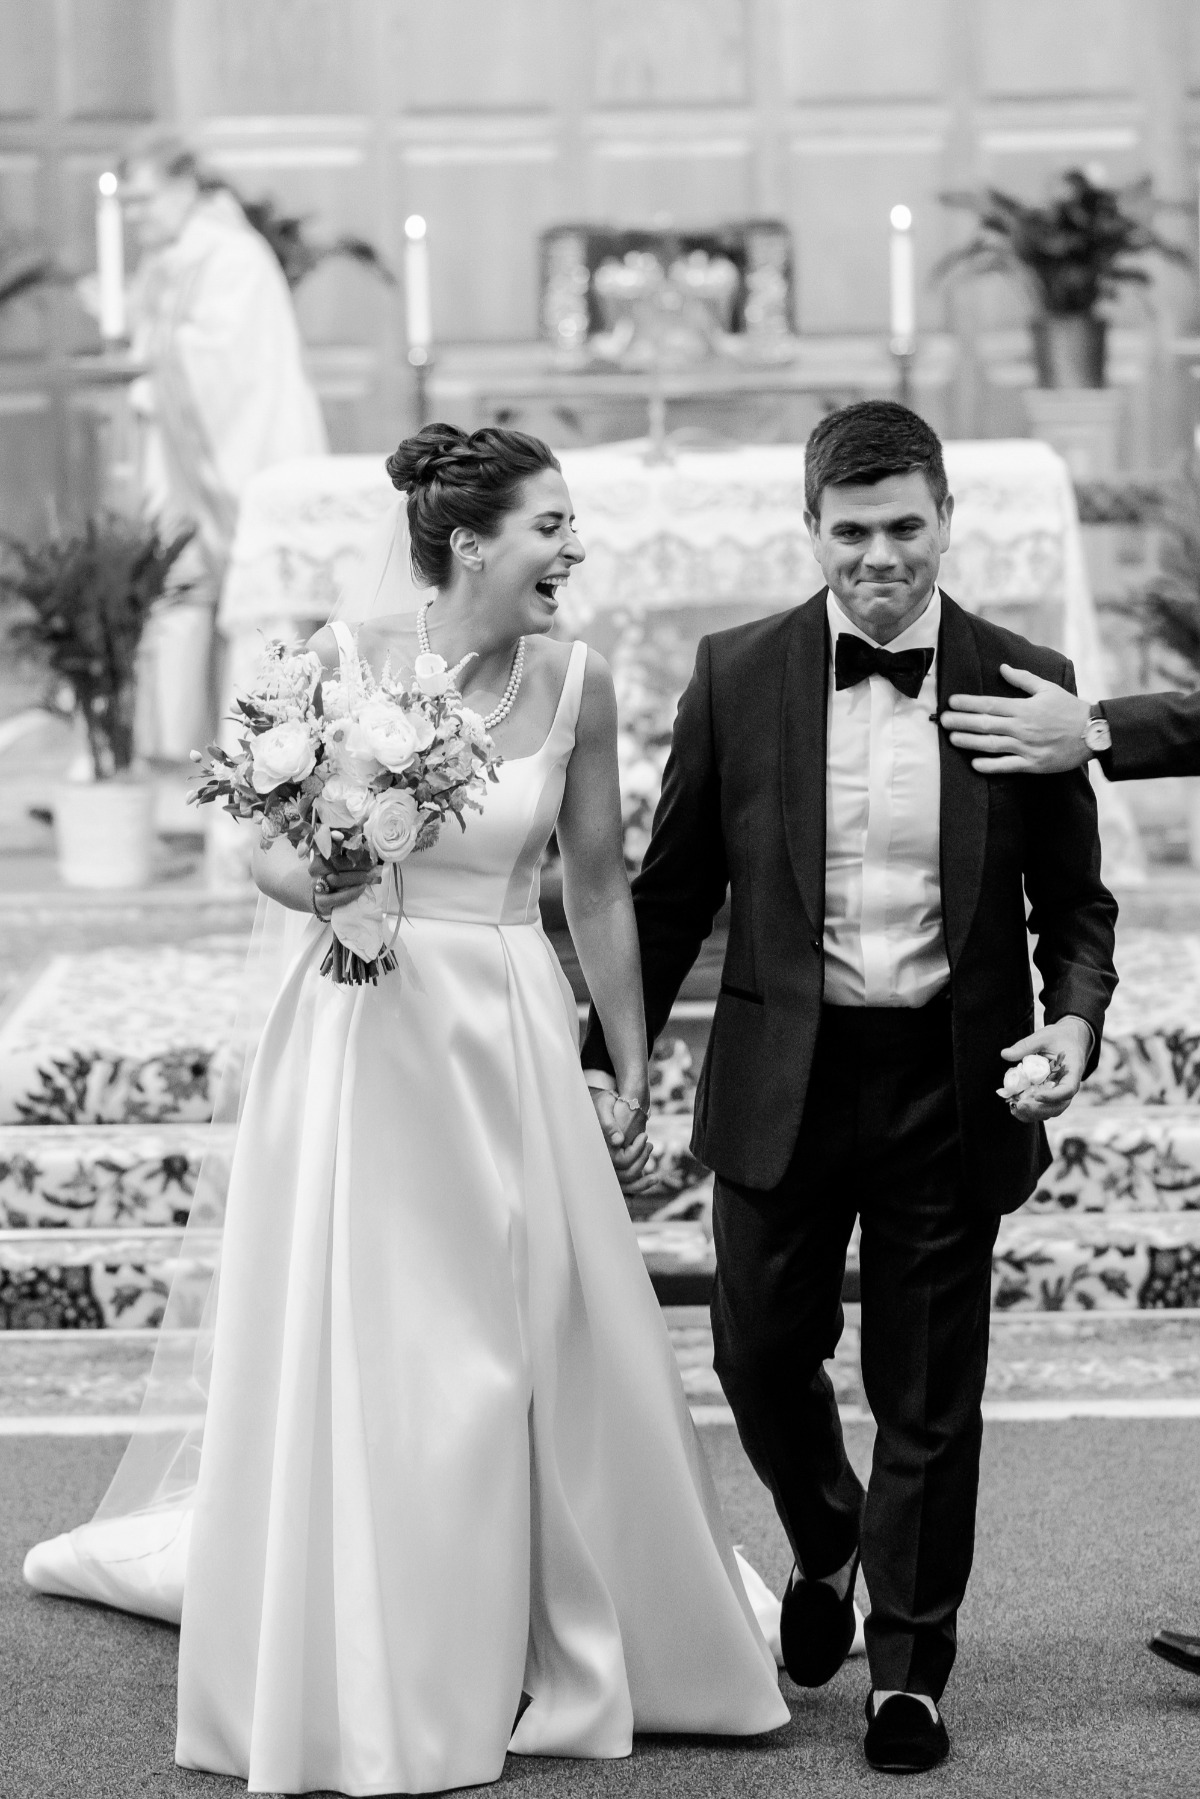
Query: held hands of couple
[[1000, 1015, 1092, 1122], [589, 1088, 657, 1197], [940, 664, 1091, 775]]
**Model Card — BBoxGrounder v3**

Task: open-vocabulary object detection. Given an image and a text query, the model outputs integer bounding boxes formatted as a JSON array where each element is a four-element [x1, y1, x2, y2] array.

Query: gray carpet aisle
[[2, 1421, 1198, 1799]]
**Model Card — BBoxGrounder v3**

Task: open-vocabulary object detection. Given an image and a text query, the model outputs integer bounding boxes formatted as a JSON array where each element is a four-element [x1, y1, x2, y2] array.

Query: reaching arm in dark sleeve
[[1023, 661, 1119, 1079], [580, 635, 730, 1076], [1097, 690, 1200, 781]]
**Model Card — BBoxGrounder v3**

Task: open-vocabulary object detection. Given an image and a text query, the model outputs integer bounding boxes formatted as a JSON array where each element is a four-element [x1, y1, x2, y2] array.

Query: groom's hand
[[589, 1088, 658, 1196], [1000, 1015, 1093, 1121]]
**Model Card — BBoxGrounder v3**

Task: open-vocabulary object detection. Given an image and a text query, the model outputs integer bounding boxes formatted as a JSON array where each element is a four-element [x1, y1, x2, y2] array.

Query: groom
[[582, 401, 1118, 1772]]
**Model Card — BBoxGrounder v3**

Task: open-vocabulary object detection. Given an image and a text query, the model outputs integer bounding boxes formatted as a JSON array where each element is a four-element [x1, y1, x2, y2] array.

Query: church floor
[[2, 1418, 1197, 1799]]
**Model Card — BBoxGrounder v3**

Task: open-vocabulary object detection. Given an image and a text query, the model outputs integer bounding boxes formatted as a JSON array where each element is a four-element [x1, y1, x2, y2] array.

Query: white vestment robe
[[131, 191, 328, 761]]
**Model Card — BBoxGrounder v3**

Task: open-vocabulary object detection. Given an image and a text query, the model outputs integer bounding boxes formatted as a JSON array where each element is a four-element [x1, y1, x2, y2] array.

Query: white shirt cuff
[[584, 1070, 617, 1092]]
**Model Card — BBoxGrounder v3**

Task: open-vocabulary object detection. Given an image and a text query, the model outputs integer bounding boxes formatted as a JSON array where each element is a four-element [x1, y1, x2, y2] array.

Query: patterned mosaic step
[[3, 1205, 1194, 1330], [0, 940, 245, 1126], [0, 1229, 218, 1330], [1084, 931, 1200, 1107], [0, 928, 1194, 1126], [637, 1115, 1200, 1311], [0, 1123, 233, 1228]]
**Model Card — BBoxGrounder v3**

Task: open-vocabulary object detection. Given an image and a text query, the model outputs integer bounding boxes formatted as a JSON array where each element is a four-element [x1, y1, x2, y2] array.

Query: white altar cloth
[[216, 440, 1141, 880]]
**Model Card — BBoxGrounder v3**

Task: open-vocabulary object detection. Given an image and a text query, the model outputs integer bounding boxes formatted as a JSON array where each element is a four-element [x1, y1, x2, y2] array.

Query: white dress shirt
[[823, 587, 949, 1008]]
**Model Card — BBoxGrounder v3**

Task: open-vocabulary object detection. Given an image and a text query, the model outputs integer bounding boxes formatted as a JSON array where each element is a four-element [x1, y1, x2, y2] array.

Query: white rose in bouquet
[[315, 771, 373, 828], [250, 720, 318, 794], [325, 719, 383, 784], [329, 885, 388, 961], [413, 652, 451, 697], [358, 699, 421, 774], [320, 676, 350, 721], [363, 790, 421, 862]]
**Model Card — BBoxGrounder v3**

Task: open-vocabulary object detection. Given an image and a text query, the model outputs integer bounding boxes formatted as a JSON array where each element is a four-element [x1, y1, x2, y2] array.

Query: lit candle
[[889, 204, 915, 352], [96, 171, 126, 345], [404, 214, 431, 362]]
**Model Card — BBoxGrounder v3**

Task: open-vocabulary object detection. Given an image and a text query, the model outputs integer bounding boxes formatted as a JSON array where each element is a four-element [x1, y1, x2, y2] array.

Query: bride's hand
[[309, 857, 382, 919], [590, 1089, 658, 1196]]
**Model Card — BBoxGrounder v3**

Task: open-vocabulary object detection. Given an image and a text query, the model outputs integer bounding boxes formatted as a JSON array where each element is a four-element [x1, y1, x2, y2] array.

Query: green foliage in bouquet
[[1139, 454, 1200, 686], [0, 513, 194, 778], [933, 169, 1191, 317]]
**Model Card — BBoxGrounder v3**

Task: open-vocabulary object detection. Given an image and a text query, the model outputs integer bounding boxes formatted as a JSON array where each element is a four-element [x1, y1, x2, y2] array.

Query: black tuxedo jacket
[[581, 589, 1118, 1212], [1099, 690, 1200, 780]]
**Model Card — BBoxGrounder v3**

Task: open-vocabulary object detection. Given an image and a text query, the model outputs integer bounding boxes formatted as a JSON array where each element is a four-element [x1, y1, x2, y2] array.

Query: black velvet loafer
[[1148, 1629, 1200, 1677], [863, 1692, 949, 1774], [778, 1554, 859, 1687]]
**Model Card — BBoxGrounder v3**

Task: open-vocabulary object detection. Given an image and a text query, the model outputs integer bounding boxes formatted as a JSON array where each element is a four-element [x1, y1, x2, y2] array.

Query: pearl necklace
[[417, 603, 526, 730]]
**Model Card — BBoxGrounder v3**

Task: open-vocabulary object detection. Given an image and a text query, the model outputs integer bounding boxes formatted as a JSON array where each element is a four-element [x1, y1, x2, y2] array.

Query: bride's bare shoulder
[[528, 634, 575, 682], [360, 614, 421, 662], [305, 624, 340, 671]]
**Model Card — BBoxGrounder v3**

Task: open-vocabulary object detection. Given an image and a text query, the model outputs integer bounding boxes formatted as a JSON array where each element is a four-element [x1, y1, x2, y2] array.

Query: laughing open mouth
[[535, 576, 568, 600]]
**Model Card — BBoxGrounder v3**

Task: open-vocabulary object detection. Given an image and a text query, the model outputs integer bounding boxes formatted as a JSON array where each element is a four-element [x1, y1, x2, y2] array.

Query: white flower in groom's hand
[[998, 1053, 1054, 1100], [363, 790, 421, 862], [250, 720, 317, 794], [330, 885, 388, 961], [315, 771, 373, 828], [414, 652, 450, 697]]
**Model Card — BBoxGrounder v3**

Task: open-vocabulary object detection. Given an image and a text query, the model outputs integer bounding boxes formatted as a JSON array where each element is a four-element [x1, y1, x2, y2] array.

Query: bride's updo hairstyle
[[385, 423, 561, 588]]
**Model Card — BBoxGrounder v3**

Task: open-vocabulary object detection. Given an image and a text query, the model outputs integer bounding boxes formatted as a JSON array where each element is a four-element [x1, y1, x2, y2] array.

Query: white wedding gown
[[26, 638, 789, 1795]]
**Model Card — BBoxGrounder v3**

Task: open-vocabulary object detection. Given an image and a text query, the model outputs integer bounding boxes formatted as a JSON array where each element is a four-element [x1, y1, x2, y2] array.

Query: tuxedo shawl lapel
[[780, 590, 830, 939], [937, 593, 989, 968]]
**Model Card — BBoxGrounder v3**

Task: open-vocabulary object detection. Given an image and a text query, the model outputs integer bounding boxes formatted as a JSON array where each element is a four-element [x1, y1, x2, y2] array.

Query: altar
[[217, 438, 1141, 880]]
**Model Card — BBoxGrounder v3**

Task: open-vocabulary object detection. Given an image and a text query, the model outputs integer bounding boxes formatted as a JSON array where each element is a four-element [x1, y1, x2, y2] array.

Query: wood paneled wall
[[2, 0, 1198, 531]]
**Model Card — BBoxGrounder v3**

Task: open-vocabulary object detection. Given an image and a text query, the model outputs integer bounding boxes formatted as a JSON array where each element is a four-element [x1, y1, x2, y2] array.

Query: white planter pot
[[53, 778, 156, 889]]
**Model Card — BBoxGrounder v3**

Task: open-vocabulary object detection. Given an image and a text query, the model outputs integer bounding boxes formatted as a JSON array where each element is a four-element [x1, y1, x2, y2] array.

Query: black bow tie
[[834, 634, 934, 700]]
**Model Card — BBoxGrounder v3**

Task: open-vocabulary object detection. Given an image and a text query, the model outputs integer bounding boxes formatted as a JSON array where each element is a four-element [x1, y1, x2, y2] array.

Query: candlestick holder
[[890, 337, 916, 409], [408, 345, 432, 428], [68, 346, 146, 516]]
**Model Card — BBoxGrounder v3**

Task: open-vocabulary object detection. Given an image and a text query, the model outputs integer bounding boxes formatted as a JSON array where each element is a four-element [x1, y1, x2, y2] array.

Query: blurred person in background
[[115, 130, 327, 760], [940, 663, 1200, 1683]]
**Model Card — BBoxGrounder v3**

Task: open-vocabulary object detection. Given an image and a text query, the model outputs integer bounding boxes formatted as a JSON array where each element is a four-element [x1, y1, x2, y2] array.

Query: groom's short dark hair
[[804, 401, 949, 520]]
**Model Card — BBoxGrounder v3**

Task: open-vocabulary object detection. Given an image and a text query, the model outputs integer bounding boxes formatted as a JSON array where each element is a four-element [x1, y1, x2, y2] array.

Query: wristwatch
[[1083, 702, 1112, 757]]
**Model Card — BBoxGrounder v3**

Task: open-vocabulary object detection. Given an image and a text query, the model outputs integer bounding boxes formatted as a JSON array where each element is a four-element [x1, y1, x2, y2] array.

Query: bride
[[25, 424, 790, 1795]]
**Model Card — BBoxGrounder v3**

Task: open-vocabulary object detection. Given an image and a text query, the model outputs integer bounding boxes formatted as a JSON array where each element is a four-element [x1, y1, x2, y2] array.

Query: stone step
[[2, 1306, 1197, 1419]]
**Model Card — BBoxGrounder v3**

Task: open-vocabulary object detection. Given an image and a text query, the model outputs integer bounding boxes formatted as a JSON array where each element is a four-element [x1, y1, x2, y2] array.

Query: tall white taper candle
[[96, 171, 126, 344], [889, 204, 915, 351], [404, 214, 431, 360]]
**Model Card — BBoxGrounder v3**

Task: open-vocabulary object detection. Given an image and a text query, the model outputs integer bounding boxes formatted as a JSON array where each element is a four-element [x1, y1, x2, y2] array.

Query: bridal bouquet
[[189, 640, 500, 983]]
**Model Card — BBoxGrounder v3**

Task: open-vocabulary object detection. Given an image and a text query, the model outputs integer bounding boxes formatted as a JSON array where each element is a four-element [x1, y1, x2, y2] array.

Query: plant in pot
[[0, 512, 193, 888], [933, 168, 1191, 388]]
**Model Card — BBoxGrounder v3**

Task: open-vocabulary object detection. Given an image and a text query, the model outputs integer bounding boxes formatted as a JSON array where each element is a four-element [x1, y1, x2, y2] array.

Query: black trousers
[[710, 993, 1000, 1701]]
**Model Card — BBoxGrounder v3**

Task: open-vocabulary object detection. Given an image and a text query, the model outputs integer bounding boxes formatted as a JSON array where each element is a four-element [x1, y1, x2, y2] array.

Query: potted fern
[[934, 169, 1191, 388], [0, 513, 193, 887]]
